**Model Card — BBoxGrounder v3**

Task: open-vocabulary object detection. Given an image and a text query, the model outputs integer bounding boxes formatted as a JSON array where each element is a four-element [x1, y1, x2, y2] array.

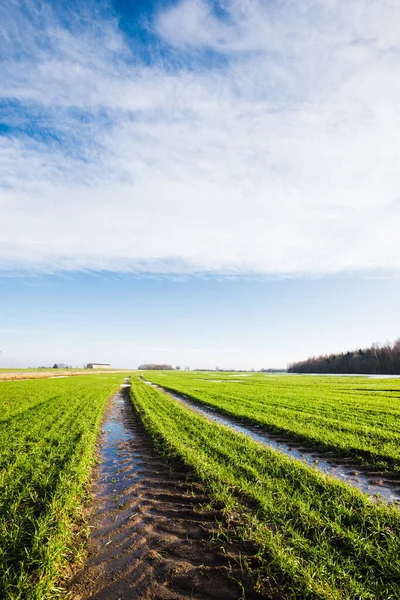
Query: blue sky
[[1, 0, 400, 368], [1, 273, 399, 369]]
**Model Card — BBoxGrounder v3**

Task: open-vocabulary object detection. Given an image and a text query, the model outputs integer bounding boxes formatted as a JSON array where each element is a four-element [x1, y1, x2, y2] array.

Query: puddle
[[143, 380, 400, 504], [99, 380, 144, 499]]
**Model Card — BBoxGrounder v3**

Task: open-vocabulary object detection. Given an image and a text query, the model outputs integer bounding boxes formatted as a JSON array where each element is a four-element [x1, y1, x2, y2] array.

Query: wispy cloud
[[1, 0, 400, 276]]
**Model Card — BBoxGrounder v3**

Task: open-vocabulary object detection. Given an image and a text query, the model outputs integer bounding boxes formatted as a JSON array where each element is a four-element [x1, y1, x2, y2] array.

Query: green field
[[130, 374, 400, 599], [0, 374, 123, 599], [3, 371, 400, 599], [142, 371, 400, 473]]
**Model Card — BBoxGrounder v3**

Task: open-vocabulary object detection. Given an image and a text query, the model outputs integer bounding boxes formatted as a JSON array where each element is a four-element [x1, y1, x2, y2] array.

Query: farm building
[[87, 363, 111, 369]]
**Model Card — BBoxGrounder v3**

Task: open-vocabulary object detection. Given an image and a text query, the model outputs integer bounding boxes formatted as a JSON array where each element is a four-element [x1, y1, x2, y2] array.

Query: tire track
[[141, 379, 400, 504], [67, 384, 264, 600]]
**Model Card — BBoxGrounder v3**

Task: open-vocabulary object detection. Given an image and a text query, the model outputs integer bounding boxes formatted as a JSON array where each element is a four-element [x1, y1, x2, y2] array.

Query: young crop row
[[143, 371, 400, 472], [0, 375, 122, 600], [130, 376, 400, 599]]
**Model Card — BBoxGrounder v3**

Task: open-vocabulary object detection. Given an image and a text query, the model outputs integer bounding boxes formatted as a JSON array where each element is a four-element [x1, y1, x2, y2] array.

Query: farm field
[[0, 368, 128, 381], [130, 375, 400, 599], [0, 374, 124, 599], [143, 371, 400, 473], [3, 370, 400, 599]]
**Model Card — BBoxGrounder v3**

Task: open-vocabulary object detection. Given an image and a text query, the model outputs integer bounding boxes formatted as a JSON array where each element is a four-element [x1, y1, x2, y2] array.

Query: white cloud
[[1, 0, 400, 275]]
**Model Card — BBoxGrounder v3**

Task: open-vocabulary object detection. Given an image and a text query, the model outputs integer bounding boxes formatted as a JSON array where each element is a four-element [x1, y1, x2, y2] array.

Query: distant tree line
[[138, 364, 174, 370], [288, 340, 400, 374], [38, 364, 75, 369]]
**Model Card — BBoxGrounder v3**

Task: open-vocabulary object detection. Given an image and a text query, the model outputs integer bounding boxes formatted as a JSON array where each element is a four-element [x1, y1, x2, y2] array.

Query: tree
[[288, 338, 400, 375], [137, 364, 174, 370]]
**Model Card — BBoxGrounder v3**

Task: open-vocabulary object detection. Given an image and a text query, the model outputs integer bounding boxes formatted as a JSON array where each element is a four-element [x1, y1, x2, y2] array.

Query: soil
[[0, 370, 129, 381], [66, 386, 267, 600]]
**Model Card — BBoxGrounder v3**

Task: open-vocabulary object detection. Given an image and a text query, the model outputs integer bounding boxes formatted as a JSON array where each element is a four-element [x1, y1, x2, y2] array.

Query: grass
[[0, 374, 123, 599], [142, 371, 400, 473], [130, 375, 400, 599]]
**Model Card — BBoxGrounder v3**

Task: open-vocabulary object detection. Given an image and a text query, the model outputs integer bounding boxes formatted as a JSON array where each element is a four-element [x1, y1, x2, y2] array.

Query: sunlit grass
[[131, 375, 400, 599], [144, 371, 400, 472], [0, 375, 122, 599]]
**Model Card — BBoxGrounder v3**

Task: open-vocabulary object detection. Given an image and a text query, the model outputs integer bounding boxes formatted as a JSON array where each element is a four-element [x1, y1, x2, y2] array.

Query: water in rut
[[67, 384, 263, 600]]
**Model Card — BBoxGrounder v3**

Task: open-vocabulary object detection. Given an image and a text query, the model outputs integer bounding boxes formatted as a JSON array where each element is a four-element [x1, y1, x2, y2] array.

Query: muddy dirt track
[[67, 386, 265, 600]]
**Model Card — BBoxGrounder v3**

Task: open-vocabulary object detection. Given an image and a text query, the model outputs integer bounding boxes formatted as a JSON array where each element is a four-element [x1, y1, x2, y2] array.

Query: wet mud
[[67, 384, 264, 600], [143, 381, 400, 504]]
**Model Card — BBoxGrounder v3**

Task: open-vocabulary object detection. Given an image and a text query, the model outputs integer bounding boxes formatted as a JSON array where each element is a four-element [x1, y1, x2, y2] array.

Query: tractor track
[[67, 384, 265, 600]]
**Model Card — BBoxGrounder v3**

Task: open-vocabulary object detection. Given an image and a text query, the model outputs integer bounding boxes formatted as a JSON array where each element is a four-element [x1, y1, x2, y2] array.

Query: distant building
[[87, 363, 111, 369]]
